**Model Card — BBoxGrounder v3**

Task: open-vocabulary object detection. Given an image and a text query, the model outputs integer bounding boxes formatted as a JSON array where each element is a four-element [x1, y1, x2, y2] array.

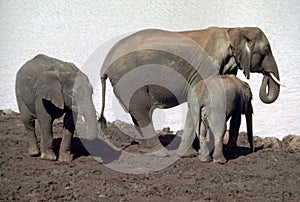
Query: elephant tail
[[99, 74, 108, 129]]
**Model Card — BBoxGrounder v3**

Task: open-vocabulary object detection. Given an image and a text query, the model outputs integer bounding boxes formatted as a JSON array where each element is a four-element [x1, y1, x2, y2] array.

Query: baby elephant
[[178, 75, 253, 164], [15, 54, 98, 162]]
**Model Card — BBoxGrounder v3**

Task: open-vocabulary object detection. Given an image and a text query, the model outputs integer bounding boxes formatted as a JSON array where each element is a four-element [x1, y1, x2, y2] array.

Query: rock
[[111, 120, 127, 128], [289, 136, 300, 151], [283, 135, 300, 151], [111, 120, 140, 137], [237, 132, 251, 147], [253, 136, 264, 149], [0, 109, 18, 116], [263, 137, 281, 150], [223, 131, 255, 148]]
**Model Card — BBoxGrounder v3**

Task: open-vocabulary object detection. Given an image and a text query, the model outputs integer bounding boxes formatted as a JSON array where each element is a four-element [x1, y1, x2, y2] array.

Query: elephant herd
[[15, 27, 283, 164]]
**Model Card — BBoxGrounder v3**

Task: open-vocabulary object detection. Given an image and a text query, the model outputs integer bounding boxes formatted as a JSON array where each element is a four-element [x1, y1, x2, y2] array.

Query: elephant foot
[[58, 151, 73, 162], [139, 138, 162, 149], [226, 141, 237, 150], [28, 146, 40, 157], [213, 155, 227, 164], [149, 147, 173, 157], [199, 155, 212, 163], [139, 141, 165, 154], [41, 149, 56, 161], [178, 147, 198, 158]]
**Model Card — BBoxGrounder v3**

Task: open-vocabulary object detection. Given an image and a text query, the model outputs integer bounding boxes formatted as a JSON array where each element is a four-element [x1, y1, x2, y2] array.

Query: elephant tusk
[[269, 72, 285, 87]]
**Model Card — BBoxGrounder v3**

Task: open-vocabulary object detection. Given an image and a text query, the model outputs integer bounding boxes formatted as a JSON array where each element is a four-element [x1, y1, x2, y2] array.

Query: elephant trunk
[[99, 75, 107, 129], [245, 111, 254, 153], [259, 55, 280, 104], [79, 102, 98, 140]]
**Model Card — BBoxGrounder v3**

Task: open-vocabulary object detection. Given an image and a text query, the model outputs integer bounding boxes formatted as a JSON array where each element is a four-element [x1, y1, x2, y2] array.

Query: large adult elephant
[[99, 27, 282, 148], [16, 54, 98, 161]]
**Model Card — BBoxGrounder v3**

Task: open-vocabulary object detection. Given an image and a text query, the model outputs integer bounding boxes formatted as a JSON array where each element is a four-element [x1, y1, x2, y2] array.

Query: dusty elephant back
[[101, 29, 219, 86], [16, 54, 80, 87], [15, 54, 81, 113], [17, 54, 79, 76]]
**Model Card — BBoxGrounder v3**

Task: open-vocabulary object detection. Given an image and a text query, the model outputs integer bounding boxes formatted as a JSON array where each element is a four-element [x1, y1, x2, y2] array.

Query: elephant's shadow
[[53, 137, 122, 163], [159, 134, 259, 161], [223, 145, 258, 161]]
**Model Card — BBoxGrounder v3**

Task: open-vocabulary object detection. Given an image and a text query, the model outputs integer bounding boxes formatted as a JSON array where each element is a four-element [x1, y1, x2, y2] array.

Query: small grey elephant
[[15, 54, 98, 162], [178, 75, 254, 164]]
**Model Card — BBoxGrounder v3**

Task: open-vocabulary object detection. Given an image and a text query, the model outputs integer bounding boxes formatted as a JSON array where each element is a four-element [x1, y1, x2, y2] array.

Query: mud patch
[[0, 110, 299, 201]]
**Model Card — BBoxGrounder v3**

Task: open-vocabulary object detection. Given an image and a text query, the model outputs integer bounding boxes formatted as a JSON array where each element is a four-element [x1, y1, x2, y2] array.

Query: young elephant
[[178, 75, 253, 164], [15, 54, 98, 162]]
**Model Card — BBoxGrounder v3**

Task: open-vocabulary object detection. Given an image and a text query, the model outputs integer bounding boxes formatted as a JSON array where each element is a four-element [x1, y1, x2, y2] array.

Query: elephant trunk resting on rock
[[15, 54, 98, 162], [178, 75, 253, 163], [99, 27, 282, 150]]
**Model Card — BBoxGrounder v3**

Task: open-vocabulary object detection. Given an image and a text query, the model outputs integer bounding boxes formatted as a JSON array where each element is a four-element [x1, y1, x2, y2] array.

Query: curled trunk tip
[[259, 75, 280, 104]]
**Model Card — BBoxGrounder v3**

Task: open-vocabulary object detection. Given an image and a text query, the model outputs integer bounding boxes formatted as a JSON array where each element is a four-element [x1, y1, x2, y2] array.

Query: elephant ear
[[241, 81, 253, 114], [228, 28, 255, 79], [34, 71, 64, 109]]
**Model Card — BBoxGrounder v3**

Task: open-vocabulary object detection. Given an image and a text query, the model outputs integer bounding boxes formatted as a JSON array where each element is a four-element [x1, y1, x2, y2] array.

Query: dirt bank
[[0, 110, 299, 201]]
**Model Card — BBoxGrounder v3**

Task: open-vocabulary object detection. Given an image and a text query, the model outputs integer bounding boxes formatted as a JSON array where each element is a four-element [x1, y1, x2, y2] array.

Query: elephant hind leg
[[23, 117, 40, 157], [130, 110, 161, 149], [198, 123, 212, 162], [18, 103, 40, 156], [177, 109, 198, 158], [227, 113, 241, 149], [211, 123, 227, 164]]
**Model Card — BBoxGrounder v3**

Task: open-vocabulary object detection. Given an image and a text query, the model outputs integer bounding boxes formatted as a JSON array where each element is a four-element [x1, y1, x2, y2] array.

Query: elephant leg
[[37, 110, 56, 161], [212, 123, 227, 164], [177, 109, 196, 157], [17, 100, 40, 156], [198, 122, 212, 162], [245, 112, 254, 152], [58, 110, 77, 162], [130, 110, 159, 149], [20, 110, 40, 156], [227, 114, 241, 149]]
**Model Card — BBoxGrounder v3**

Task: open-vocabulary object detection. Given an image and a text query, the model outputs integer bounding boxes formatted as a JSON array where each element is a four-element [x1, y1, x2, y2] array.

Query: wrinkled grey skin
[[178, 75, 253, 164], [100, 27, 280, 147], [15, 54, 98, 162]]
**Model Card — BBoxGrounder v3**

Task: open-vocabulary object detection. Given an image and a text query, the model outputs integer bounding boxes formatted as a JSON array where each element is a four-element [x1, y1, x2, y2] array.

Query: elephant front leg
[[58, 111, 76, 162], [38, 117, 56, 161]]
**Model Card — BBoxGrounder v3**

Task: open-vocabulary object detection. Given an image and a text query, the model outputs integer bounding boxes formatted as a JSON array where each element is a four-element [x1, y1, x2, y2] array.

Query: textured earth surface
[[0, 109, 300, 201]]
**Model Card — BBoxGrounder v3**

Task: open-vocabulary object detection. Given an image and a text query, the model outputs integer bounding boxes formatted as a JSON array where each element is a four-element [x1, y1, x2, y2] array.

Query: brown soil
[[0, 110, 299, 202]]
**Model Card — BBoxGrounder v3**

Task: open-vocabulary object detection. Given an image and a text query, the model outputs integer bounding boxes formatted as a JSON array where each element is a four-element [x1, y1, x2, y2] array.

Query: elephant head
[[228, 27, 283, 103], [34, 70, 98, 140]]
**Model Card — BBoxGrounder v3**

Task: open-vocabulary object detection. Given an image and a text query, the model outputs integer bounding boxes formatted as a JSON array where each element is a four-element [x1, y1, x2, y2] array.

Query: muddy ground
[[0, 109, 300, 202]]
